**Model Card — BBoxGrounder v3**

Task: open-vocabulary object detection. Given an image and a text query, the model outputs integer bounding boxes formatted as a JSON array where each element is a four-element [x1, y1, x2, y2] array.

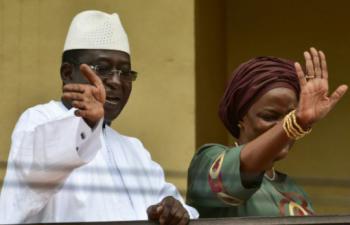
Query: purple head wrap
[[218, 56, 300, 138]]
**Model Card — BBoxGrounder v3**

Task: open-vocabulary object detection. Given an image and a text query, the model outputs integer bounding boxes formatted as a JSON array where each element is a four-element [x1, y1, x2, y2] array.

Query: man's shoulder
[[106, 126, 144, 148], [22, 100, 64, 117], [106, 126, 137, 139], [15, 100, 66, 130], [105, 127, 153, 162]]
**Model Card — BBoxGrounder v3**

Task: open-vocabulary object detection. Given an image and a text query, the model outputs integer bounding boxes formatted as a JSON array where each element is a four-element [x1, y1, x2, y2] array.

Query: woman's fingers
[[294, 62, 307, 87], [310, 47, 322, 79], [304, 51, 315, 79], [329, 85, 348, 110], [319, 50, 328, 81], [297, 48, 347, 124]]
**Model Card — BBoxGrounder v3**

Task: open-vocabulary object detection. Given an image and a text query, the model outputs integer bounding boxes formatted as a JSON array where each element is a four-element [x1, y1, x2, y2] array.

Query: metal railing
[[14, 215, 350, 225]]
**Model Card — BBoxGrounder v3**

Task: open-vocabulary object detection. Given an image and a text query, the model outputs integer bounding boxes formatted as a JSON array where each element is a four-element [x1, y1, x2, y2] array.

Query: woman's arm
[[240, 47, 348, 176]]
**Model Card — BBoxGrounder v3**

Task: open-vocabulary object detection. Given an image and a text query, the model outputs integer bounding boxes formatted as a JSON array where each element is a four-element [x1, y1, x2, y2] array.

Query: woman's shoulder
[[193, 143, 242, 162], [195, 143, 229, 158], [198, 143, 228, 151]]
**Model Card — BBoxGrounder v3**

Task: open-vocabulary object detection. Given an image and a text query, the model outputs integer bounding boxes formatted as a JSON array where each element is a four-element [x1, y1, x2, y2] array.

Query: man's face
[[62, 49, 133, 124]]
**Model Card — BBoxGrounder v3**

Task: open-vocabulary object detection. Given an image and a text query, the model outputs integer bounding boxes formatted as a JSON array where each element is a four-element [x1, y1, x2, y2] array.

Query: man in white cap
[[0, 10, 198, 224]]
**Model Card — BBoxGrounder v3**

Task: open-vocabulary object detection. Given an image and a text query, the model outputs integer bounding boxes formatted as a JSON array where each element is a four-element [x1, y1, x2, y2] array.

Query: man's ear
[[60, 63, 74, 84]]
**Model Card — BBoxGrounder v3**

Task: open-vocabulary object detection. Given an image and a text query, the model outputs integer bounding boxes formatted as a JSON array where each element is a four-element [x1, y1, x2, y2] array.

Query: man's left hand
[[147, 196, 190, 225]]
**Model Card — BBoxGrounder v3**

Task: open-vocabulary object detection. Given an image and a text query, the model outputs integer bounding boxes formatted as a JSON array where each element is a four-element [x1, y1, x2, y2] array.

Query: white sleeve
[[152, 162, 199, 219], [131, 138, 199, 219], [0, 107, 103, 224]]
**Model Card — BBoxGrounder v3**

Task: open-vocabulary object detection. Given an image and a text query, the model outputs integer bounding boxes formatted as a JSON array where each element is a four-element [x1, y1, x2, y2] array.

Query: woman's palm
[[295, 48, 347, 127]]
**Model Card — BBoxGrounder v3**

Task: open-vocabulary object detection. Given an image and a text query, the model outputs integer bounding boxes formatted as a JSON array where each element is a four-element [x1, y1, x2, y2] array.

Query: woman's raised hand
[[294, 47, 348, 128]]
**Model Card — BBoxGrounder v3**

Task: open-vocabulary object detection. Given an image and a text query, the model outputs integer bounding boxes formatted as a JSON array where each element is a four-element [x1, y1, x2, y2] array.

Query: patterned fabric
[[208, 153, 243, 206], [279, 192, 314, 216], [187, 144, 314, 217], [208, 153, 224, 193]]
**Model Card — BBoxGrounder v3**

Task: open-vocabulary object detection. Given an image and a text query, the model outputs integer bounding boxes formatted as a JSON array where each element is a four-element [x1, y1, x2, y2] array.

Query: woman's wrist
[[295, 109, 313, 130], [283, 110, 312, 140]]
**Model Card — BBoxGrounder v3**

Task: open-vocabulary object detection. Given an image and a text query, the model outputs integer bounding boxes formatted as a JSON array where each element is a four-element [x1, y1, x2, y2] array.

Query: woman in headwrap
[[186, 47, 348, 217]]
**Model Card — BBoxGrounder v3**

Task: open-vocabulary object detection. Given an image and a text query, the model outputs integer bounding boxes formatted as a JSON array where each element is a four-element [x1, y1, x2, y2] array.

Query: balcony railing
[[15, 215, 350, 225]]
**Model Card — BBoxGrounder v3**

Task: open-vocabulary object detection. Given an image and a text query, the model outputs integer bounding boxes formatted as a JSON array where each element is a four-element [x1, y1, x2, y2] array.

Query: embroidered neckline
[[264, 167, 276, 181]]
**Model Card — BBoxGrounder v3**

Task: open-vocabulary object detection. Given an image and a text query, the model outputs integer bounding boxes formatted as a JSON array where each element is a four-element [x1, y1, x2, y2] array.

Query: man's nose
[[105, 71, 122, 88]]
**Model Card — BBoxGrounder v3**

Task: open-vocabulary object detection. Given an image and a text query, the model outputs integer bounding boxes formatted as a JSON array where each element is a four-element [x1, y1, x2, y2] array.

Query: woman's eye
[[261, 114, 279, 122]]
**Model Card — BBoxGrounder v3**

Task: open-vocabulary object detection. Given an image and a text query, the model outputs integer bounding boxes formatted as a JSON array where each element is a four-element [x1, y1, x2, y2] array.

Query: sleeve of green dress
[[187, 144, 262, 208]]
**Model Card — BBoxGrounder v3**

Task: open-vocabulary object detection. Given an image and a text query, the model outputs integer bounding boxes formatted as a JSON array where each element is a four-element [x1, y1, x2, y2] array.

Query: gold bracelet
[[283, 113, 301, 140], [282, 119, 293, 139], [286, 113, 303, 137], [283, 113, 300, 139], [283, 110, 312, 140], [291, 110, 312, 135]]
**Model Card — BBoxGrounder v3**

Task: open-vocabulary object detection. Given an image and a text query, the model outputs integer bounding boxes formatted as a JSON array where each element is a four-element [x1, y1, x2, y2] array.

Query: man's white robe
[[0, 101, 198, 223]]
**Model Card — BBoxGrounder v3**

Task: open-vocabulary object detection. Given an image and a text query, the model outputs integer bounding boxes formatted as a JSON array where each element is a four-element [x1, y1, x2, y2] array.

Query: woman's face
[[238, 87, 298, 161]]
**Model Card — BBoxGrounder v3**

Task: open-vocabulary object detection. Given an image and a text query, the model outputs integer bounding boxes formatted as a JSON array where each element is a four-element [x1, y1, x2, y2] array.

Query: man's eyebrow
[[95, 56, 130, 65]]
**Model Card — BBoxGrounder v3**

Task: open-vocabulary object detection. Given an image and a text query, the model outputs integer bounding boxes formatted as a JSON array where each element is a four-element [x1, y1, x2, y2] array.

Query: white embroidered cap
[[63, 10, 130, 54]]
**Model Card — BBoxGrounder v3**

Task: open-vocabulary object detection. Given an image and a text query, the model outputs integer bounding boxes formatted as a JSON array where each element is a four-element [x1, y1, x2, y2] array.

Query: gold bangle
[[283, 114, 300, 140], [283, 110, 312, 140], [282, 118, 292, 138], [291, 110, 312, 135], [286, 113, 303, 137], [283, 115, 295, 139]]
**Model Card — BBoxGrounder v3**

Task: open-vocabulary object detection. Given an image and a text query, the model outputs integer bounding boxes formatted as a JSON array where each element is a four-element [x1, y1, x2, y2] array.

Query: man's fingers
[[147, 204, 162, 220], [178, 213, 190, 225], [80, 64, 103, 88], [329, 85, 348, 109], [294, 62, 307, 87], [71, 100, 87, 110], [310, 47, 322, 78], [74, 109, 92, 119], [63, 84, 86, 93], [80, 64, 106, 102], [151, 197, 189, 225], [170, 203, 181, 218], [167, 202, 181, 225], [160, 197, 187, 225], [74, 109, 87, 118], [159, 204, 171, 225], [168, 208, 185, 225], [62, 92, 84, 101]]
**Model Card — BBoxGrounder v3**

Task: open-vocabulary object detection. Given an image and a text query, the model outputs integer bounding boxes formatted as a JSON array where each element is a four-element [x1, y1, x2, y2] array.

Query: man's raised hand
[[62, 64, 106, 127]]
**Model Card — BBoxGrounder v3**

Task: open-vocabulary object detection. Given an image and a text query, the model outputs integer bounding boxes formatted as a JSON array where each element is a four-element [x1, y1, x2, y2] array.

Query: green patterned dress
[[186, 144, 314, 217]]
